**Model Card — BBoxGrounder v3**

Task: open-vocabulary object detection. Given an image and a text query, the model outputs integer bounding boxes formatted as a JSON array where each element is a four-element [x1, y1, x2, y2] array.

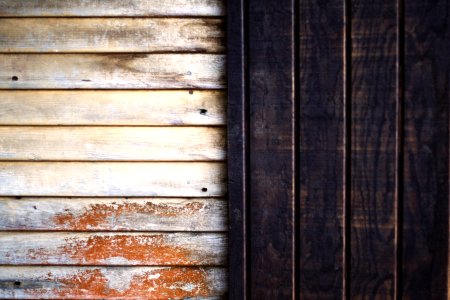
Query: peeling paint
[[26, 234, 200, 265], [29, 268, 213, 298], [52, 201, 205, 230]]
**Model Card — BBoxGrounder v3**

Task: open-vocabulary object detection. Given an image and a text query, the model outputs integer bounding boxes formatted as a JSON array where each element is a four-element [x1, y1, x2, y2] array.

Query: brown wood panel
[[402, 0, 450, 298], [0, 54, 225, 89], [299, 0, 345, 298], [248, 0, 296, 298], [351, 0, 398, 298], [0, 18, 224, 53], [0, 198, 227, 231], [0, 0, 225, 17], [0, 266, 227, 299], [0, 127, 226, 161], [0, 162, 226, 197], [0, 90, 226, 126], [0, 232, 226, 266]]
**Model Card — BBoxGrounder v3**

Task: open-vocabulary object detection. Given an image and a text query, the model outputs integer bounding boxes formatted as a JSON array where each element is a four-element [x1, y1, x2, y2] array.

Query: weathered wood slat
[[0, 18, 224, 53], [0, 0, 225, 17], [0, 54, 225, 89], [248, 0, 296, 297], [0, 90, 226, 125], [0, 198, 227, 231], [403, 0, 450, 298], [351, 0, 398, 298], [0, 127, 226, 161], [0, 232, 226, 266], [0, 162, 226, 196], [0, 266, 227, 299], [299, 0, 345, 298]]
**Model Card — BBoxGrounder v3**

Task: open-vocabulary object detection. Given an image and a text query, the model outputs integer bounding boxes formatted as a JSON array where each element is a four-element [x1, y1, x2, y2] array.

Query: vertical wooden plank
[[227, 0, 248, 298], [248, 0, 296, 298], [299, 0, 345, 298], [351, 0, 398, 298], [403, 0, 450, 298]]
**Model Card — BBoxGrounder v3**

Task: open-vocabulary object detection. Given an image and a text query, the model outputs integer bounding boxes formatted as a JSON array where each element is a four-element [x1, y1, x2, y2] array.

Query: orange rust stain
[[27, 235, 201, 265], [27, 268, 213, 299], [52, 201, 205, 230]]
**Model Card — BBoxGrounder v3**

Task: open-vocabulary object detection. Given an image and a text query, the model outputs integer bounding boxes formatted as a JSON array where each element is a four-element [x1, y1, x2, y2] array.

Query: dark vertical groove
[[294, 0, 300, 297], [343, 0, 352, 299], [395, 0, 405, 298], [243, 0, 251, 298]]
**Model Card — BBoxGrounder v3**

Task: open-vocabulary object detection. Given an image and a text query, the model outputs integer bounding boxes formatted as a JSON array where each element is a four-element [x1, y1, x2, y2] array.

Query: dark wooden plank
[[299, 0, 345, 298], [227, 0, 248, 298], [248, 0, 296, 298], [402, 0, 450, 298], [351, 0, 398, 298]]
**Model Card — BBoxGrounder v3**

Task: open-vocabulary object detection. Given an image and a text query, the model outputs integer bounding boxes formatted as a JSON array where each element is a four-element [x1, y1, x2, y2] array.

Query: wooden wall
[[0, 1, 227, 299], [228, 0, 450, 298]]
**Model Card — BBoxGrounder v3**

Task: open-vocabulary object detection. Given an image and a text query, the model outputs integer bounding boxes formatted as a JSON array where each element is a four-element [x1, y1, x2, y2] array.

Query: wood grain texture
[[0, 0, 225, 17], [0, 90, 226, 126], [351, 0, 398, 298], [0, 162, 226, 197], [0, 266, 226, 299], [226, 0, 247, 298], [0, 197, 227, 231], [403, 0, 450, 298], [299, 0, 345, 298], [0, 127, 226, 161], [0, 232, 226, 266], [0, 18, 224, 53], [248, 0, 296, 297], [0, 54, 225, 89]]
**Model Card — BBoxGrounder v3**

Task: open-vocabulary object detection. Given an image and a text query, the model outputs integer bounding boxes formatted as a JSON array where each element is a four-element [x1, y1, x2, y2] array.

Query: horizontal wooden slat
[[0, 232, 226, 265], [0, 162, 226, 196], [0, 54, 225, 89], [0, 18, 224, 53], [0, 90, 226, 125], [0, 127, 226, 161], [0, 0, 225, 17], [0, 198, 227, 231], [0, 266, 226, 299]]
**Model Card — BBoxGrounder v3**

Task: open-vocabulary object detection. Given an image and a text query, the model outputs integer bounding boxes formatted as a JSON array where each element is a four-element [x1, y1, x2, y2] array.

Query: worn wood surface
[[402, 0, 450, 298], [0, 0, 225, 17], [0, 90, 226, 126], [351, 0, 398, 298], [299, 0, 345, 298], [0, 232, 226, 266], [0, 162, 226, 197], [0, 54, 225, 89], [226, 0, 247, 298], [0, 18, 224, 53], [248, 0, 296, 298], [0, 127, 226, 161], [0, 266, 227, 299], [0, 198, 227, 231]]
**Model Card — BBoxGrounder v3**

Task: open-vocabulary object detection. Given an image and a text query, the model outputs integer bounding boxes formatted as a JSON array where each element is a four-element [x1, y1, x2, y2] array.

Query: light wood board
[[0, 197, 227, 231], [0, 54, 225, 89], [0, 266, 227, 299], [0, 162, 226, 196], [0, 18, 224, 53], [0, 90, 226, 125]]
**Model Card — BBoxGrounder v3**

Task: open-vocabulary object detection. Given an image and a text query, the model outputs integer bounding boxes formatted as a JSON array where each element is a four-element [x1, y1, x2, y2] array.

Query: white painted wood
[[0, 90, 226, 125], [0, 127, 226, 161], [0, 266, 227, 299], [0, 162, 226, 196], [0, 0, 225, 16], [0, 54, 225, 89], [0, 232, 226, 265], [0, 18, 224, 53], [0, 197, 227, 231]]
